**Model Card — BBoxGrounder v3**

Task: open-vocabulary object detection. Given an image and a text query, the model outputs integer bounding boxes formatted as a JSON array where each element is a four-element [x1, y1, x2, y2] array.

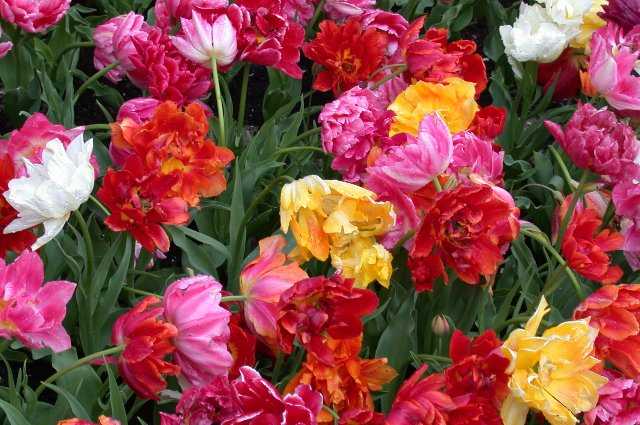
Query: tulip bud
[[431, 314, 451, 336]]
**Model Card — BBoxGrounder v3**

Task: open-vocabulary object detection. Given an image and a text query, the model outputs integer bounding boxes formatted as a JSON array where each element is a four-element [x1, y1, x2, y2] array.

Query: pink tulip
[[116, 98, 162, 124], [93, 13, 150, 83], [589, 23, 640, 113], [319, 86, 394, 183], [154, 0, 228, 29], [171, 11, 238, 68], [239, 235, 307, 351], [358, 10, 408, 56], [0, 0, 70, 33], [545, 103, 640, 181], [128, 27, 212, 105], [162, 275, 233, 388], [0, 251, 76, 352], [449, 131, 504, 185], [4, 113, 89, 176], [323, 0, 375, 20], [584, 370, 640, 425], [282, 0, 316, 25], [367, 113, 453, 193]]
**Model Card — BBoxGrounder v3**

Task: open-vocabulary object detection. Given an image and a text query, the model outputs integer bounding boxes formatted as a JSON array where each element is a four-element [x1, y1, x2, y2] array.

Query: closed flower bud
[[431, 314, 451, 335]]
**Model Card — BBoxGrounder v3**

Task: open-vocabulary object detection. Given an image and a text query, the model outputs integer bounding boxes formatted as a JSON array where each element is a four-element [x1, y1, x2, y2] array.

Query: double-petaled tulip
[[280, 176, 395, 287], [0, 251, 75, 352], [111, 296, 179, 399], [171, 11, 238, 69], [239, 235, 308, 351], [386, 365, 455, 425], [0, 155, 35, 257], [276, 275, 378, 364], [557, 195, 624, 284], [449, 131, 504, 185], [588, 23, 640, 113], [163, 275, 233, 387], [499, 4, 572, 76], [0, 0, 70, 33], [501, 297, 608, 425], [319, 86, 392, 183], [409, 179, 520, 291], [584, 370, 640, 425], [154, 0, 227, 28], [160, 366, 323, 425], [601, 0, 640, 32], [3, 135, 95, 250], [303, 18, 388, 95], [388, 78, 479, 136], [545, 103, 640, 181], [574, 284, 640, 378], [368, 113, 453, 193], [93, 12, 150, 83]]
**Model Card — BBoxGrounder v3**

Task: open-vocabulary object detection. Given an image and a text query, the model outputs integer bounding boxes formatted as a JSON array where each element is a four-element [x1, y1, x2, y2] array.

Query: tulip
[[601, 0, 640, 32], [588, 23, 640, 113], [3, 135, 95, 250], [0, 251, 76, 352], [170, 11, 238, 69], [162, 275, 233, 388], [0, 0, 70, 33], [368, 113, 453, 193]]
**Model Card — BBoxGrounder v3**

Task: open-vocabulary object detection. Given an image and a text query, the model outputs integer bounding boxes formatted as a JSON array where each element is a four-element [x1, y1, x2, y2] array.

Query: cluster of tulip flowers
[[0, 0, 639, 424]]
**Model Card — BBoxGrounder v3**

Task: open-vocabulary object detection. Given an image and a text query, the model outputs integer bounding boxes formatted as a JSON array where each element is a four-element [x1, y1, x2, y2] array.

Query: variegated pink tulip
[[0, 251, 76, 352], [589, 23, 640, 113], [240, 235, 308, 351], [367, 113, 453, 193], [163, 275, 233, 387], [0, 0, 70, 33], [171, 11, 238, 69]]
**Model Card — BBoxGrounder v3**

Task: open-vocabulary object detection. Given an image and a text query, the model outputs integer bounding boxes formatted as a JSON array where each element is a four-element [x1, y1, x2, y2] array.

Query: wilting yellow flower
[[570, 0, 607, 51], [280, 175, 395, 287], [501, 297, 607, 425], [388, 77, 479, 136]]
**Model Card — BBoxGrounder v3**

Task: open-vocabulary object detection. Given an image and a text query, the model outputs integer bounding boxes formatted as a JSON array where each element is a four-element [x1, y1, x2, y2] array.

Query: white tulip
[[499, 4, 572, 76], [537, 0, 592, 30], [3, 135, 95, 250]]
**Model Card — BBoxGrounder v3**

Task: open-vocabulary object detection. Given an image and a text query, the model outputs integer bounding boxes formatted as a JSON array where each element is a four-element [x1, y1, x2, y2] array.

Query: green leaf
[[106, 364, 127, 424], [0, 400, 30, 425], [178, 227, 231, 261], [375, 292, 416, 411], [42, 383, 91, 420]]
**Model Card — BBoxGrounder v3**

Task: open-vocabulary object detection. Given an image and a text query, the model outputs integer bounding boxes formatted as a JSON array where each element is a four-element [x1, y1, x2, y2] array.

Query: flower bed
[[0, 0, 639, 424]]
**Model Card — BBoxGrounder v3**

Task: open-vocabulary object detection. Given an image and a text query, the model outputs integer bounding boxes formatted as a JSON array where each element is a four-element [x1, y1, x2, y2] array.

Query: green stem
[[323, 405, 340, 425], [371, 65, 407, 89], [73, 61, 120, 104], [555, 169, 591, 251], [89, 194, 111, 216], [73, 210, 95, 283], [84, 123, 111, 132], [237, 64, 251, 130], [272, 352, 284, 384], [220, 295, 248, 302], [599, 199, 615, 231], [306, 0, 326, 37], [287, 127, 321, 146], [549, 146, 576, 193], [211, 57, 226, 146], [53, 41, 94, 68], [432, 177, 443, 192], [35, 345, 125, 398], [275, 146, 325, 156], [523, 228, 585, 300]]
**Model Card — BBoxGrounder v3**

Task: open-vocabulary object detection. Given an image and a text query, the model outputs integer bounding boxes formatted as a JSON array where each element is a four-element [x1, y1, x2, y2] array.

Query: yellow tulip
[[501, 297, 607, 425], [388, 77, 479, 136], [280, 175, 395, 287], [570, 0, 608, 51]]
